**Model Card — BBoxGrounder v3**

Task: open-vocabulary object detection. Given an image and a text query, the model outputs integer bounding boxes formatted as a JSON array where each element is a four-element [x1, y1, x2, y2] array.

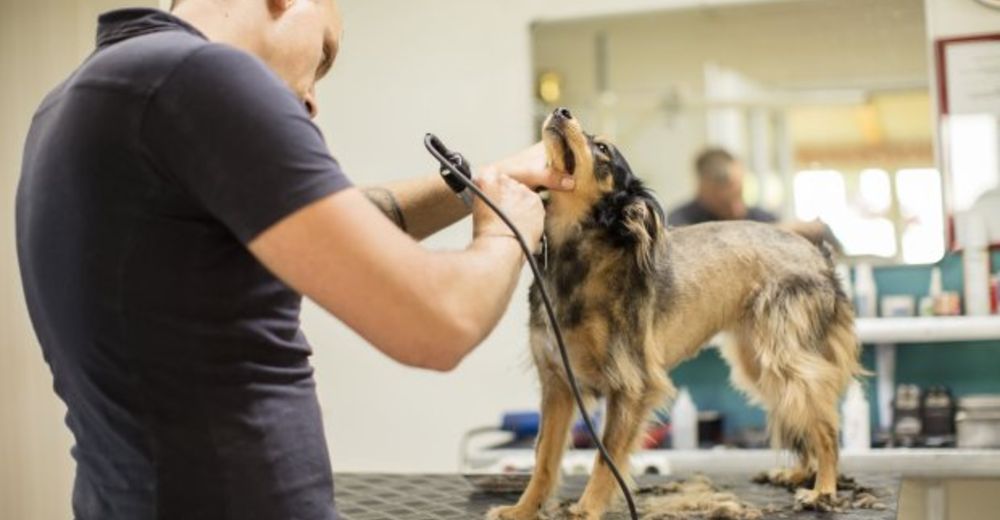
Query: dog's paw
[[793, 488, 843, 512], [564, 503, 601, 520], [486, 504, 539, 520], [753, 467, 813, 491]]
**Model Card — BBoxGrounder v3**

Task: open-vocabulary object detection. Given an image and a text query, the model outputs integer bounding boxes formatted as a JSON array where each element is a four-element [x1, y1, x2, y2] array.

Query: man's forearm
[[430, 234, 525, 367], [362, 173, 471, 240]]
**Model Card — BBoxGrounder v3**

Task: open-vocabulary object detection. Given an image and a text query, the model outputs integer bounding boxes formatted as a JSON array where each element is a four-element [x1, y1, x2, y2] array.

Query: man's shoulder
[[81, 32, 273, 98], [746, 206, 779, 223], [81, 31, 207, 88]]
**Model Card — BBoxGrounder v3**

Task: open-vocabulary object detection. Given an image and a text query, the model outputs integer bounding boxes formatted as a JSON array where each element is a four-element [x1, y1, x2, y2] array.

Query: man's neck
[[171, 1, 266, 58]]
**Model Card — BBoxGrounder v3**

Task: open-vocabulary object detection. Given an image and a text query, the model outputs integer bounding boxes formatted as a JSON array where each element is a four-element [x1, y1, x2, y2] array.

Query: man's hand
[[360, 142, 565, 242], [482, 142, 575, 192], [780, 219, 843, 253], [473, 171, 545, 250]]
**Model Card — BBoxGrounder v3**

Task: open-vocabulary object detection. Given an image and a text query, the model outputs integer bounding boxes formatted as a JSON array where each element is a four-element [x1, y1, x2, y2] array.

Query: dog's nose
[[555, 107, 573, 120]]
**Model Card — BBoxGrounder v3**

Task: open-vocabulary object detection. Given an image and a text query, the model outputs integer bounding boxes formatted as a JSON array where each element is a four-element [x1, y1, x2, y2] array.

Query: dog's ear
[[622, 195, 663, 272]]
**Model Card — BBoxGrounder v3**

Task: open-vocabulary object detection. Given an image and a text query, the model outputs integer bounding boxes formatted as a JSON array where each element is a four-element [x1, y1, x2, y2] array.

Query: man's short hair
[[694, 147, 736, 183]]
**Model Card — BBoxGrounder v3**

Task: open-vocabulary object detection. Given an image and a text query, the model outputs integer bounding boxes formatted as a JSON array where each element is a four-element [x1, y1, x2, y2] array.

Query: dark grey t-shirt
[[667, 199, 778, 227], [16, 9, 350, 520]]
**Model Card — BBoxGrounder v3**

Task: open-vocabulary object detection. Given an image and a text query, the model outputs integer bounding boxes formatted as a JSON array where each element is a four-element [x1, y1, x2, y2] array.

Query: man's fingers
[[487, 141, 577, 192], [527, 168, 574, 192], [555, 172, 576, 191]]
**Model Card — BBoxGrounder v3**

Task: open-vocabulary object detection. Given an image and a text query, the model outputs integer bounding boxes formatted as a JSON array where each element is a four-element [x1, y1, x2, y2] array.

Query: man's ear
[[267, 0, 296, 16]]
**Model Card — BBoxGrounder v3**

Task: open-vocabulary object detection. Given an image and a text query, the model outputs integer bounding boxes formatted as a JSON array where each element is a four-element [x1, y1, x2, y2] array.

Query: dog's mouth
[[542, 110, 582, 177], [548, 128, 576, 176]]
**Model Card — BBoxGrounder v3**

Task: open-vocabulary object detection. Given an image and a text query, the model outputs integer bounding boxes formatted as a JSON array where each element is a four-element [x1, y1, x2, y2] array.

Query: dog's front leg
[[569, 391, 651, 520], [487, 374, 576, 520]]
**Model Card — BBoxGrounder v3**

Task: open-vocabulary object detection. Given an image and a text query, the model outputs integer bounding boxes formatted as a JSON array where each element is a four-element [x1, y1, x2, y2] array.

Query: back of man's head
[[694, 147, 735, 184]]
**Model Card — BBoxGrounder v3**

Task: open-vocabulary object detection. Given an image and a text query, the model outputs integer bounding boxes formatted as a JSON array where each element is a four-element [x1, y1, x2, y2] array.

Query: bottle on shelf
[[842, 380, 871, 452], [920, 267, 942, 317], [670, 387, 698, 450], [963, 215, 991, 316], [853, 263, 877, 318]]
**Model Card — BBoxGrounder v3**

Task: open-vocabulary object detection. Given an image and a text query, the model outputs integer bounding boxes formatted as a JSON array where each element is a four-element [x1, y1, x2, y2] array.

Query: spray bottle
[[671, 387, 698, 450], [842, 380, 871, 452]]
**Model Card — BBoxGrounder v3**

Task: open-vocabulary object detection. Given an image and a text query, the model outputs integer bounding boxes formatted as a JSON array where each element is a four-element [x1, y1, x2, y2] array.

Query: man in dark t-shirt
[[15, 2, 575, 519], [667, 147, 779, 227], [667, 147, 841, 248]]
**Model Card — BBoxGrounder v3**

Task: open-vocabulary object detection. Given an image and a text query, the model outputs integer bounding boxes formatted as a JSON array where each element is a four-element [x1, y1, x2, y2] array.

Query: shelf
[[856, 316, 1000, 344]]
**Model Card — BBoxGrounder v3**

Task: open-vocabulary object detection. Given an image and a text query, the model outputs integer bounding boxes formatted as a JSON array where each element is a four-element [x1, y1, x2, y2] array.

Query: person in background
[[668, 147, 777, 226], [668, 147, 837, 247]]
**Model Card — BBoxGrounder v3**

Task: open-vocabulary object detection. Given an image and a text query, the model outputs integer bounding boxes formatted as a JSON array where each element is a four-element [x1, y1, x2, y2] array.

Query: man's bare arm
[[362, 175, 466, 240], [248, 178, 543, 371]]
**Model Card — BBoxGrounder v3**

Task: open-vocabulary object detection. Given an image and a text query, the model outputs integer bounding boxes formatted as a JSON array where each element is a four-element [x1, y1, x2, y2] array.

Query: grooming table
[[333, 473, 900, 519]]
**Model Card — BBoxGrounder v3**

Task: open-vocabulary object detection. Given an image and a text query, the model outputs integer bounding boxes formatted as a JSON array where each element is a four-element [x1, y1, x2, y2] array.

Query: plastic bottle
[[963, 215, 991, 316], [841, 380, 871, 452], [671, 387, 698, 450], [853, 263, 878, 318], [921, 267, 943, 316], [835, 263, 853, 302], [991, 274, 999, 315]]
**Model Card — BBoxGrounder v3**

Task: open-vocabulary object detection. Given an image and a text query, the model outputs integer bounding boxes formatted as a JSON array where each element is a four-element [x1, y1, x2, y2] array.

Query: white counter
[[466, 448, 1000, 479]]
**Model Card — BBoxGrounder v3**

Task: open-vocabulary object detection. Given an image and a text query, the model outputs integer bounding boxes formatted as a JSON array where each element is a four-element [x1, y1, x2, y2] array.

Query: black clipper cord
[[424, 134, 639, 520]]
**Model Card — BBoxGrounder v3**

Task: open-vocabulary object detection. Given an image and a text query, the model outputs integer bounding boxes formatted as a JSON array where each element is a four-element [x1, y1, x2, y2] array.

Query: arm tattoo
[[362, 187, 408, 232]]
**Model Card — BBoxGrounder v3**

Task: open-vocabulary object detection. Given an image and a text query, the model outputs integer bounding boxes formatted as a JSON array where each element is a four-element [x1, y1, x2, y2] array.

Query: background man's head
[[694, 147, 747, 220], [172, 0, 342, 118]]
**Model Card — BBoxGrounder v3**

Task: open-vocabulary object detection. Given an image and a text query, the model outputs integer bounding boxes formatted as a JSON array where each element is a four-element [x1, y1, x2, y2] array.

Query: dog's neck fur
[[545, 189, 599, 247]]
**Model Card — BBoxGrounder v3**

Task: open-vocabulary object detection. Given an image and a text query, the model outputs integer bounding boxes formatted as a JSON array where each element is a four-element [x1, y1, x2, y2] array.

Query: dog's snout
[[554, 107, 573, 120]]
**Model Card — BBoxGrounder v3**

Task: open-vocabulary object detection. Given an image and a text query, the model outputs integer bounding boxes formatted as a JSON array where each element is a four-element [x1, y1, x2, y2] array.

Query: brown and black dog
[[488, 108, 863, 519]]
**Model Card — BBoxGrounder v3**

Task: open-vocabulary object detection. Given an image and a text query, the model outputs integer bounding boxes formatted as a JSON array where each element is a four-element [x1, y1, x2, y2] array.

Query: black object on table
[[333, 473, 900, 519]]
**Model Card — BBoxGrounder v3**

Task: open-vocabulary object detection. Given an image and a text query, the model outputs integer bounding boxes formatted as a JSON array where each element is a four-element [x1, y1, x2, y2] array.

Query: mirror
[[935, 34, 1000, 250], [531, 0, 942, 264]]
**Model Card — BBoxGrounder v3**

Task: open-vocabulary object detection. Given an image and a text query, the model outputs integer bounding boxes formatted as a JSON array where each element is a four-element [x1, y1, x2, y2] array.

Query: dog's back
[[648, 221, 835, 360]]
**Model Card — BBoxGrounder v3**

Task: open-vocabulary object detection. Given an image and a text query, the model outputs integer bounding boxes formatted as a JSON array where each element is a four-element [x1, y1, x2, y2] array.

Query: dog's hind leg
[[487, 364, 577, 520], [794, 287, 862, 510], [743, 277, 857, 511], [756, 348, 842, 509], [721, 333, 815, 490]]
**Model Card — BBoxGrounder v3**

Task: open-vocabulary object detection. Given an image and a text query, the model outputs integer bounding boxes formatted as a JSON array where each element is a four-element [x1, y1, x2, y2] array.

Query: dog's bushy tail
[[822, 250, 869, 382], [824, 271, 867, 382], [738, 260, 866, 463]]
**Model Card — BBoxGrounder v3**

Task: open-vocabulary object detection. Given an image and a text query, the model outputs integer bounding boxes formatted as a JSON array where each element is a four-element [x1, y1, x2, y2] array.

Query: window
[[896, 168, 944, 264], [793, 167, 943, 262]]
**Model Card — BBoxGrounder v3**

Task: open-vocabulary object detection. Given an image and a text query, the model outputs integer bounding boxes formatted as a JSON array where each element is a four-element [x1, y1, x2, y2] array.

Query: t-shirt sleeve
[[747, 207, 779, 223], [143, 44, 352, 243], [666, 202, 695, 227]]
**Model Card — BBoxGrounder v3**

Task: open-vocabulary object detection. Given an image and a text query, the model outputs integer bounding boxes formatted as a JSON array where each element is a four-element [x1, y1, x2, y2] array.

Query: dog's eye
[[595, 143, 611, 157]]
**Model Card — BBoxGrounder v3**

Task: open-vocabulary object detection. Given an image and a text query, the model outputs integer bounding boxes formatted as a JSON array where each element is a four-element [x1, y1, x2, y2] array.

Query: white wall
[[926, 0, 1000, 38], [305, 0, 538, 474]]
